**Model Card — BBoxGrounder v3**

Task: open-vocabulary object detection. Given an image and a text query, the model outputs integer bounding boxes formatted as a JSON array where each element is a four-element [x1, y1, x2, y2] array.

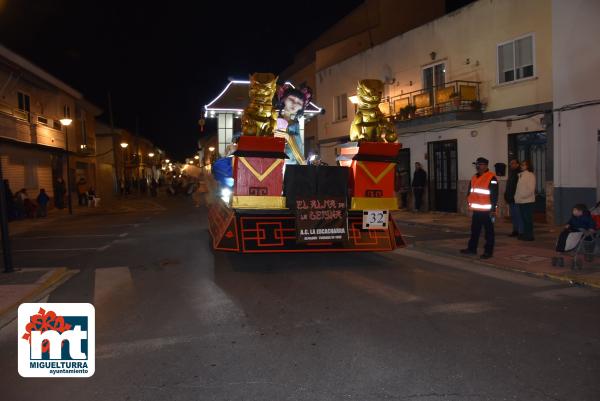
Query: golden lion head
[[249, 73, 278, 105], [356, 79, 384, 107]]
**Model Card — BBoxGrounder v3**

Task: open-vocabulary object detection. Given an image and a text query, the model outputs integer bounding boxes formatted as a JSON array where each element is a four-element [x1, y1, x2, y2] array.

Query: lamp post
[[60, 118, 73, 215], [0, 161, 14, 273], [120, 142, 128, 194]]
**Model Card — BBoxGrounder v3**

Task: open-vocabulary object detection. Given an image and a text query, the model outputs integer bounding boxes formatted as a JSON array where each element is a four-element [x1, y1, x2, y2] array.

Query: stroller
[[552, 202, 600, 270]]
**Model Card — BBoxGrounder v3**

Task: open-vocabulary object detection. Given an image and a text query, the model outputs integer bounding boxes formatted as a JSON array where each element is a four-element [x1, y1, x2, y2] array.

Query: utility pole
[[0, 161, 14, 273], [107, 91, 119, 194]]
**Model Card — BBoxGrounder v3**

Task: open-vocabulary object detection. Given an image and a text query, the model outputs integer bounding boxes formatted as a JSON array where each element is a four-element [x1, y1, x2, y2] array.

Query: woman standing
[[515, 160, 536, 241]]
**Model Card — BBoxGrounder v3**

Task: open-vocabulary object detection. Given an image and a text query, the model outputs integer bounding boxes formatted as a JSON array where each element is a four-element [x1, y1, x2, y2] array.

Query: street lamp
[[194, 155, 199, 160], [60, 118, 73, 215], [165, 159, 170, 164], [208, 146, 215, 152], [148, 152, 155, 158], [120, 142, 128, 193]]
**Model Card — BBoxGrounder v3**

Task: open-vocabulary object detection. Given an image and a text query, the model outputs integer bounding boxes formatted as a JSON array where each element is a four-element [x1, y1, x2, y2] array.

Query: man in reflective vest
[[460, 157, 499, 259]]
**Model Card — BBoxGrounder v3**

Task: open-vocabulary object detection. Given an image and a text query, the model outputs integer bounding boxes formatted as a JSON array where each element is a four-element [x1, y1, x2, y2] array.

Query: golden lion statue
[[241, 73, 278, 136], [349, 79, 397, 143]]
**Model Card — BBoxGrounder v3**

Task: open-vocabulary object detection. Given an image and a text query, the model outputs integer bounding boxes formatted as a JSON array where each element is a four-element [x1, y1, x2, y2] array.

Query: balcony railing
[[379, 80, 482, 121]]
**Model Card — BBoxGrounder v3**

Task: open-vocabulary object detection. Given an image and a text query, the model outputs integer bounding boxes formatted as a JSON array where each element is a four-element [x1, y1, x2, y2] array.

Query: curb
[[0, 268, 78, 328], [407, 243, 600, 290]]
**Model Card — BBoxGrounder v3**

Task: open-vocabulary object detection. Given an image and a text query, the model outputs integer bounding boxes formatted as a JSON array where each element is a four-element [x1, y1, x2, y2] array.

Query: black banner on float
[[295, 197, 348, 243]]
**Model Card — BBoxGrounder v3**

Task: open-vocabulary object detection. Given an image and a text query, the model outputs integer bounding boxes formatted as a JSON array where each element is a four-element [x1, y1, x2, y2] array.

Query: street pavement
[[0, 196, 599, 401]]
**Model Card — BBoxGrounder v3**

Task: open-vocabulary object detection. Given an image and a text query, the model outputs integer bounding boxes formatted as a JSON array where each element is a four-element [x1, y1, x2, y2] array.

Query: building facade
[[0, 45, 100, 205], [95, 121, 163, 197], [314, 0, 560, 221], [551, 0, 600, 223], [280, 0, 445, 156]]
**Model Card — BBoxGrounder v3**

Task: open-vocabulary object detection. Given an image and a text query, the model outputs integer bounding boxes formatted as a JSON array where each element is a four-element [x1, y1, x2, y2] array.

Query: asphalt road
[[0, 196, 599, 401]]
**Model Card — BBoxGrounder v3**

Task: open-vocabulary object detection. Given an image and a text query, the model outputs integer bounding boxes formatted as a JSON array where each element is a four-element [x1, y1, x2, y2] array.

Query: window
[[217, 113, 233, 156], [334, 94, 347, 122], [17, 92, 30, 112], [423, 62, 446, 106], [498, 34, 535, 84]]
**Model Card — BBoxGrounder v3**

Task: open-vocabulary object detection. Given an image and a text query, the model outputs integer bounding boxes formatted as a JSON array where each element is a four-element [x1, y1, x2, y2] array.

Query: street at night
[[1, 0, 600, 399], [1, 197, 599, 400]]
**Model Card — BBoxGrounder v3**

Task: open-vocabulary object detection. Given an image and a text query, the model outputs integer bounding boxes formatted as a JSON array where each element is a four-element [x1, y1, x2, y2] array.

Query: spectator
[[554, 204, 596, 265], [150, 178, 158, 197], [17, 189, 36, 218], [36, 188, 50, 217], [87, 187, 96, 207], [412, 162, 427, 212], [54, 177, 66, 209], [504, 159, 522, 237], [515, 160, 536, 241], [77, 178, 88, 206], [2, 179, 16, 220]]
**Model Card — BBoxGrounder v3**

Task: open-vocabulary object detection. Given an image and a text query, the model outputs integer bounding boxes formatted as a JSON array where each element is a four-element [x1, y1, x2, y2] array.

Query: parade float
[[207, 73, 405, 253]]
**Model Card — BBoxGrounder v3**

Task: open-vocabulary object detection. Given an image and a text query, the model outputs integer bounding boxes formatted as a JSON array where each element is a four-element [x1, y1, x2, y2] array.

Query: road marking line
[[119, 232, 129, 237], [96, 244, 111, 252], [94, 266, 132, 306], [7, 248, 101, 253], [392, 249, 554, 287], [329, 271, 420, 304], [425, 302, 495, 315]]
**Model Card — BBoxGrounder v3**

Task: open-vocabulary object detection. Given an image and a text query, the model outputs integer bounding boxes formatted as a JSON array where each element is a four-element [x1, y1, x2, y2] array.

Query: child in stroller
[[552, 203, 599, 269]]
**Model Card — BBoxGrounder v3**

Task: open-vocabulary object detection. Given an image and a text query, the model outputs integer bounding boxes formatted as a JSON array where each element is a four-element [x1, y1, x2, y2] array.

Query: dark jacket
[[567, 211, 596, 231], [412, 168, 427, 188], [37, 192, 50, 206], [504, 168, 519, 204]]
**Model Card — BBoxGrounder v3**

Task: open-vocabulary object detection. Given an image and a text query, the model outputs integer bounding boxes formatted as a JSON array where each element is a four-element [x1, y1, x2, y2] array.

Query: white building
[[551, 0, 600, 223], [315, 0, 597, 223]]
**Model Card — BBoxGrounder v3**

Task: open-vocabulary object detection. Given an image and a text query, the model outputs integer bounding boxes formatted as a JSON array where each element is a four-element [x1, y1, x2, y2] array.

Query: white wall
[[316, 0, 553, 150], [552, 0, 600, 190]]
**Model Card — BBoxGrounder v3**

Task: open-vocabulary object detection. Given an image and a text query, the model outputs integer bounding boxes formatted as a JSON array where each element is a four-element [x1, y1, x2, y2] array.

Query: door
[[508, 132, 547, 213], [396, 148, 411, 208], [428, 140, 457, 212], [423, 62, 446, 108]]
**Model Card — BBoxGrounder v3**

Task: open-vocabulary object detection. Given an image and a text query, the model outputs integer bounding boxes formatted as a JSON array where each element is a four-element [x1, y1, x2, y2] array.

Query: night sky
[[0, 0, 470, 160]]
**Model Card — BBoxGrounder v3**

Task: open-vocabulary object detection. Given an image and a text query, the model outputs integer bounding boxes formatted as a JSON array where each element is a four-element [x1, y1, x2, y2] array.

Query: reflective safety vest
[[467, 171, 496, 211]]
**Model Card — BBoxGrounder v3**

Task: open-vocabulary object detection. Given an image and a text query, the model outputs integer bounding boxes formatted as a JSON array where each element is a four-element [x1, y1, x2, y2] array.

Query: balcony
[[379, 80, 484, 131], [0, 104, 66, 149]]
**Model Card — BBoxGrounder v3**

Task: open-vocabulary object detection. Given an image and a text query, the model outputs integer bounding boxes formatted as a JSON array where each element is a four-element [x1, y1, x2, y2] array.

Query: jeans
[[509, 202, 523, 234], [467, 211, 495, 254], [413, 188, 424, 211], [518, 202, 535, 240]]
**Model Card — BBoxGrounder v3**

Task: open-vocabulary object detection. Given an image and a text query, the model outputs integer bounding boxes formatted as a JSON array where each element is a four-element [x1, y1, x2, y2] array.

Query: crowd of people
[[119, 175, 159, 197], [3, 180, 54, 220], [1, 176, 99, 221]]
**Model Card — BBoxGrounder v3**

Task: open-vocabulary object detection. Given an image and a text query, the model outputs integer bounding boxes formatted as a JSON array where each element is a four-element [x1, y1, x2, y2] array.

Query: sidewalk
[[4, 195, 167, 237], [0, 267, 77, 327], [393, 210, 600, 289]]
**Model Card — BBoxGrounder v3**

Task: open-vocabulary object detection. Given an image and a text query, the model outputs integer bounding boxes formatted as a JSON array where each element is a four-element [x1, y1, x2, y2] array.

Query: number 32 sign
[[362, 210, 389, 230]]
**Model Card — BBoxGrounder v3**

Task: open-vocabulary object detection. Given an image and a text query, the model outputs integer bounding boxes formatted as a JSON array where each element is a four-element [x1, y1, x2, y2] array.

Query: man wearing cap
[[461, 157, 499, 259]]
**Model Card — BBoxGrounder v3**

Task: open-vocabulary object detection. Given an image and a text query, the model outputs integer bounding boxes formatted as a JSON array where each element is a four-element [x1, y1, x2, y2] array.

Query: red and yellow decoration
[[232, 136, 287, 209], [350, 141, 401, 210]]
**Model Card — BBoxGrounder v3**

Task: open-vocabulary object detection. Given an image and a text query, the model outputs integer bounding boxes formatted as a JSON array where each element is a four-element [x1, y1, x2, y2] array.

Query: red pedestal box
[[232, 136, 287, 199], [350, 142, 401, 210]]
